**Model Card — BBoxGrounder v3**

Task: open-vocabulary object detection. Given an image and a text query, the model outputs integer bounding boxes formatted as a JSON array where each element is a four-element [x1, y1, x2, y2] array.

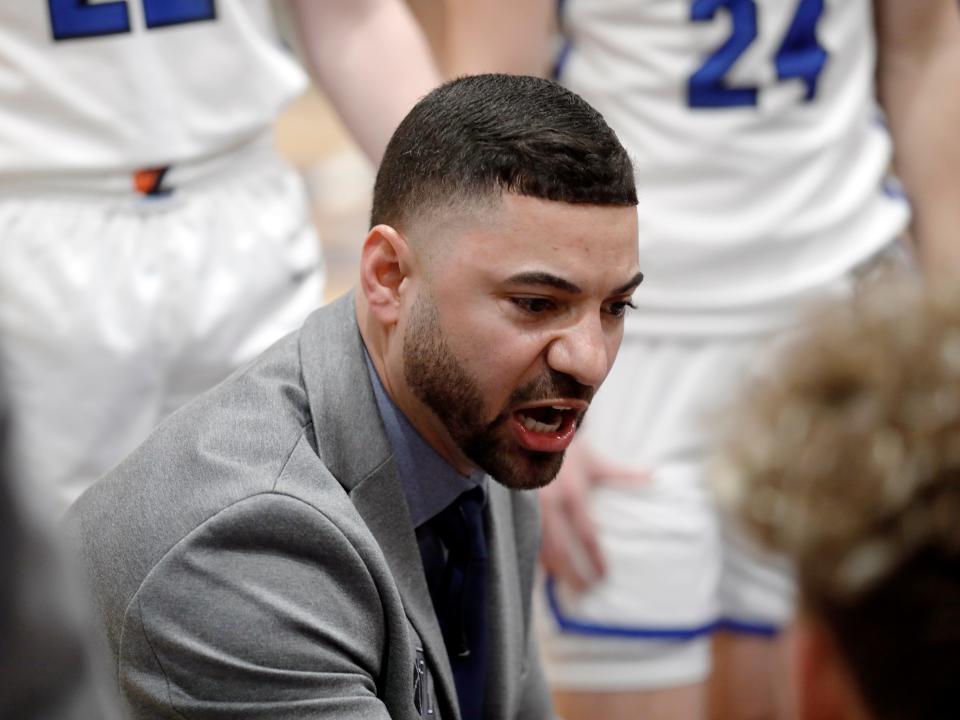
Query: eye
[[510, 297, 557, 315], [604, 299, 636, 318]]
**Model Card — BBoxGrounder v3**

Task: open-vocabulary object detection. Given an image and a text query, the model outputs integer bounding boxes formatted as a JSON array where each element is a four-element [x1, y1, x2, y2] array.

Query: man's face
[[399, 193, 641, 490]]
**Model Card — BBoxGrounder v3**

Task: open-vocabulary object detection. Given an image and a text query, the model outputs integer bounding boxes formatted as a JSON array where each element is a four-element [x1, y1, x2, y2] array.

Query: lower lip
[[510, 411, 578, 453]]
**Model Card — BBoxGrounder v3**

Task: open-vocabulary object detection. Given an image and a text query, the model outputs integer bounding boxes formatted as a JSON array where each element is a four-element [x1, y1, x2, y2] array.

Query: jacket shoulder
[[70, 330, 336, 654]]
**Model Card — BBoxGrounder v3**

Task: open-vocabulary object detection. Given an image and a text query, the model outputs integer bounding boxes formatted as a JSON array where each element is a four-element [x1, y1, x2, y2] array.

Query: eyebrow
[[504, 271, 582, 294], [613, 271, 645, 295], [503, 269, 645, 296]]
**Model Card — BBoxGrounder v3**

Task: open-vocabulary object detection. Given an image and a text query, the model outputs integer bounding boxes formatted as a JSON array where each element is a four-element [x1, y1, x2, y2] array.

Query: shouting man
[[69, 74, 642, 719]]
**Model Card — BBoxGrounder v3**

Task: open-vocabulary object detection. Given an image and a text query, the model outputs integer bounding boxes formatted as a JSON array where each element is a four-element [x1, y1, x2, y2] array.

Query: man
[[68, 74, 644, 719], [440, 1, 960, 717], [0, 0, 439, 512], [714, 281, 960, 719]]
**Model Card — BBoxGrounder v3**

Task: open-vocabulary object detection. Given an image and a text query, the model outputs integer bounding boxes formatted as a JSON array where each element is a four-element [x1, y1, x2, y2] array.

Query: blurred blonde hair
[[713, 277, 960, 604]]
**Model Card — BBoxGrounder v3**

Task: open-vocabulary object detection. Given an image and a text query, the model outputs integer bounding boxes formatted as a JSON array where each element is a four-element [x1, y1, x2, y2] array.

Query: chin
[[485, 448, 565, 491]]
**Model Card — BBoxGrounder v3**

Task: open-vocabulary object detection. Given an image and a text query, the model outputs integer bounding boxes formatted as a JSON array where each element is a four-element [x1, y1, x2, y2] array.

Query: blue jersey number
[[688, 0, 759, 108], [688, 0, 826, 108], [775, 0, 827, 100], [48, 0, 216, 41]]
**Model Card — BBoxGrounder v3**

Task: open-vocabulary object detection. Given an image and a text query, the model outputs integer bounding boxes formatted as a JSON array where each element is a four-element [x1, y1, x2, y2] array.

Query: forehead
[[441, 193, 640, 288]]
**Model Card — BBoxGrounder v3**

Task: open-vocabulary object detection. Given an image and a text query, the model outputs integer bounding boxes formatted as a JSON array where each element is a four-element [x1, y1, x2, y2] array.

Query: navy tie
[[428, 488, 488, 720]]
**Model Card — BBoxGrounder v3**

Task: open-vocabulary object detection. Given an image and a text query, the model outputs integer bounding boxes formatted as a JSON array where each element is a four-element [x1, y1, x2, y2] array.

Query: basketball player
[[441, 1, 960, 717], [716, 281, 960, 720], [0, 1, 439, 512]]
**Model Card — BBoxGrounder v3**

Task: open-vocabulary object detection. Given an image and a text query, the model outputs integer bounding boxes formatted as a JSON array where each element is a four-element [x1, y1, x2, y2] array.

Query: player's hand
[[538, 436, 648, 592]]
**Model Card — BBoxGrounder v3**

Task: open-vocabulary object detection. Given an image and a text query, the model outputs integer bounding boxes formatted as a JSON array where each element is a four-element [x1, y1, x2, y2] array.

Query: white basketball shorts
[[0, 142, 324, 513], [537, 331, 794, 690]]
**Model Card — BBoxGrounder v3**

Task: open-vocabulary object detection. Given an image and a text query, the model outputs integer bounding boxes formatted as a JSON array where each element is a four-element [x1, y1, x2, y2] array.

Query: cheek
[[452, 330, 543, 402], [436, 300, 552, 401], [464, 345, 522, 397], [604, 325, 627, 373]]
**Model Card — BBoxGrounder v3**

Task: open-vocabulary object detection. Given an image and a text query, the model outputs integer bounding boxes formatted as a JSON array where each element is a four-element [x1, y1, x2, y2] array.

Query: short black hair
[[370, 74, 637, 230]]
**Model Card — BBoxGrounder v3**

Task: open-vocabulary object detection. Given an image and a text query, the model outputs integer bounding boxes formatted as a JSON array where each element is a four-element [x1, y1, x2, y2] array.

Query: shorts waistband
[[0, 130, 278, 198]]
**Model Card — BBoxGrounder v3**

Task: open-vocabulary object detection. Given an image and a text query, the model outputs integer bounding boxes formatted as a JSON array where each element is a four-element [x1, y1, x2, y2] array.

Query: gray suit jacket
[[69, 293, 553, 720]]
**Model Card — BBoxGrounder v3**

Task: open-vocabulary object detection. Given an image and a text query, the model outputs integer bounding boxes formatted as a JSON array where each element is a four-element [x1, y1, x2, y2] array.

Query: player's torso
[[558, 0, 910, 328], [0, 0, 306, 175]]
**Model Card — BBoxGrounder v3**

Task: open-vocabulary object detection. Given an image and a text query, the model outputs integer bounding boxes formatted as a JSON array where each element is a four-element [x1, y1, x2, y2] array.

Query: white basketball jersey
[[557, 0, 910, 334], [0, 1, 306, 176]]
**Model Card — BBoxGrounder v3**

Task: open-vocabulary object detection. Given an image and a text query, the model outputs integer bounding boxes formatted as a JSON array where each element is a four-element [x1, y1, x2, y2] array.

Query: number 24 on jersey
[[688, 0, 827, 108]]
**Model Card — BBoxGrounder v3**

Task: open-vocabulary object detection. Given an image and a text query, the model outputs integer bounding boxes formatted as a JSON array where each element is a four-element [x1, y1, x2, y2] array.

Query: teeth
[[520, 414, 562, 433], [551, 405, 567, 411]]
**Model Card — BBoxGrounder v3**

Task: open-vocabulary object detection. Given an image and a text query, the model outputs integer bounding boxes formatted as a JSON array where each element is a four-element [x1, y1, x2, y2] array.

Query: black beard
[[402, 293, 592, 490]]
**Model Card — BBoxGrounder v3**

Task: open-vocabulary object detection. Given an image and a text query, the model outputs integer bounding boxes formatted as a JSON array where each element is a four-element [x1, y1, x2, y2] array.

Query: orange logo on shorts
[[133, 166, 171, 196]]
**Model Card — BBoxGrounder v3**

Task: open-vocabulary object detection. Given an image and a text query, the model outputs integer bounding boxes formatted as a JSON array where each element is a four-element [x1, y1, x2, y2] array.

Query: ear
[[359, 224, 413, 326]]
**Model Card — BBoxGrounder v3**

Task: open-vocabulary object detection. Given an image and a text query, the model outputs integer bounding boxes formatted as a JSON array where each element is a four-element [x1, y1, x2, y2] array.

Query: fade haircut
[[714, 280, 960, 720], [370, 74, 637, 231]]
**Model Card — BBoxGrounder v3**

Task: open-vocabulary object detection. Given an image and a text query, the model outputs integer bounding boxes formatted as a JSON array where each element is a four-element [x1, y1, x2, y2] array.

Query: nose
[[546, 315, 612, 390]]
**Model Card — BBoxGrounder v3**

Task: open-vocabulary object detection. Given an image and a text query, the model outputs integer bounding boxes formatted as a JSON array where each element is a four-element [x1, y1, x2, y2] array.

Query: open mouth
[[510, 401, 585, 453]]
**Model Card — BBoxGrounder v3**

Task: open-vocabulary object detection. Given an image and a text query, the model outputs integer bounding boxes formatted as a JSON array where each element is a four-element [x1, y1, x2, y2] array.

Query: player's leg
[[0, 196, 177, 512], [161, 152, 324, 418], [709, 450, 798, 720], [555, 684, 705, 720], [709, 632, 791, 720]]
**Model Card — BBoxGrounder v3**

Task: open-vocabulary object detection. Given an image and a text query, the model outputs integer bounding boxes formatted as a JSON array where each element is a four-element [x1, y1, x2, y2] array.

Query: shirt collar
[[363, 348, 486, 529]]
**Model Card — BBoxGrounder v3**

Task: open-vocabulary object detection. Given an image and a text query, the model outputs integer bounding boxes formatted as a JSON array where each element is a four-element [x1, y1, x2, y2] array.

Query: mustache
[[508, 370, 594, 406]]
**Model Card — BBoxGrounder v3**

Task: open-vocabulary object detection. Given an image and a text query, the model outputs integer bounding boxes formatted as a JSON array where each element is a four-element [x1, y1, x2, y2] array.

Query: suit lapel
[[299, 293, 460, 719], [483, 483, 526, 720], [351, 467, 460, 720]]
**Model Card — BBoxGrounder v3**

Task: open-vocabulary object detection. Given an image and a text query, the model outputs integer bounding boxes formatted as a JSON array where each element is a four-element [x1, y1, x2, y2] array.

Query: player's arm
[[439, 0, 555, 78], [875, 0, 960, 277], [289, 0, 441, 164]]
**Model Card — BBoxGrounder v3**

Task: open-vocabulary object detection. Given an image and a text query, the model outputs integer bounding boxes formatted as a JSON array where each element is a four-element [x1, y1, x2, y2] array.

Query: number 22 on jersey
[[48, 0, 216, 41], [688, 0, 827, 108]]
